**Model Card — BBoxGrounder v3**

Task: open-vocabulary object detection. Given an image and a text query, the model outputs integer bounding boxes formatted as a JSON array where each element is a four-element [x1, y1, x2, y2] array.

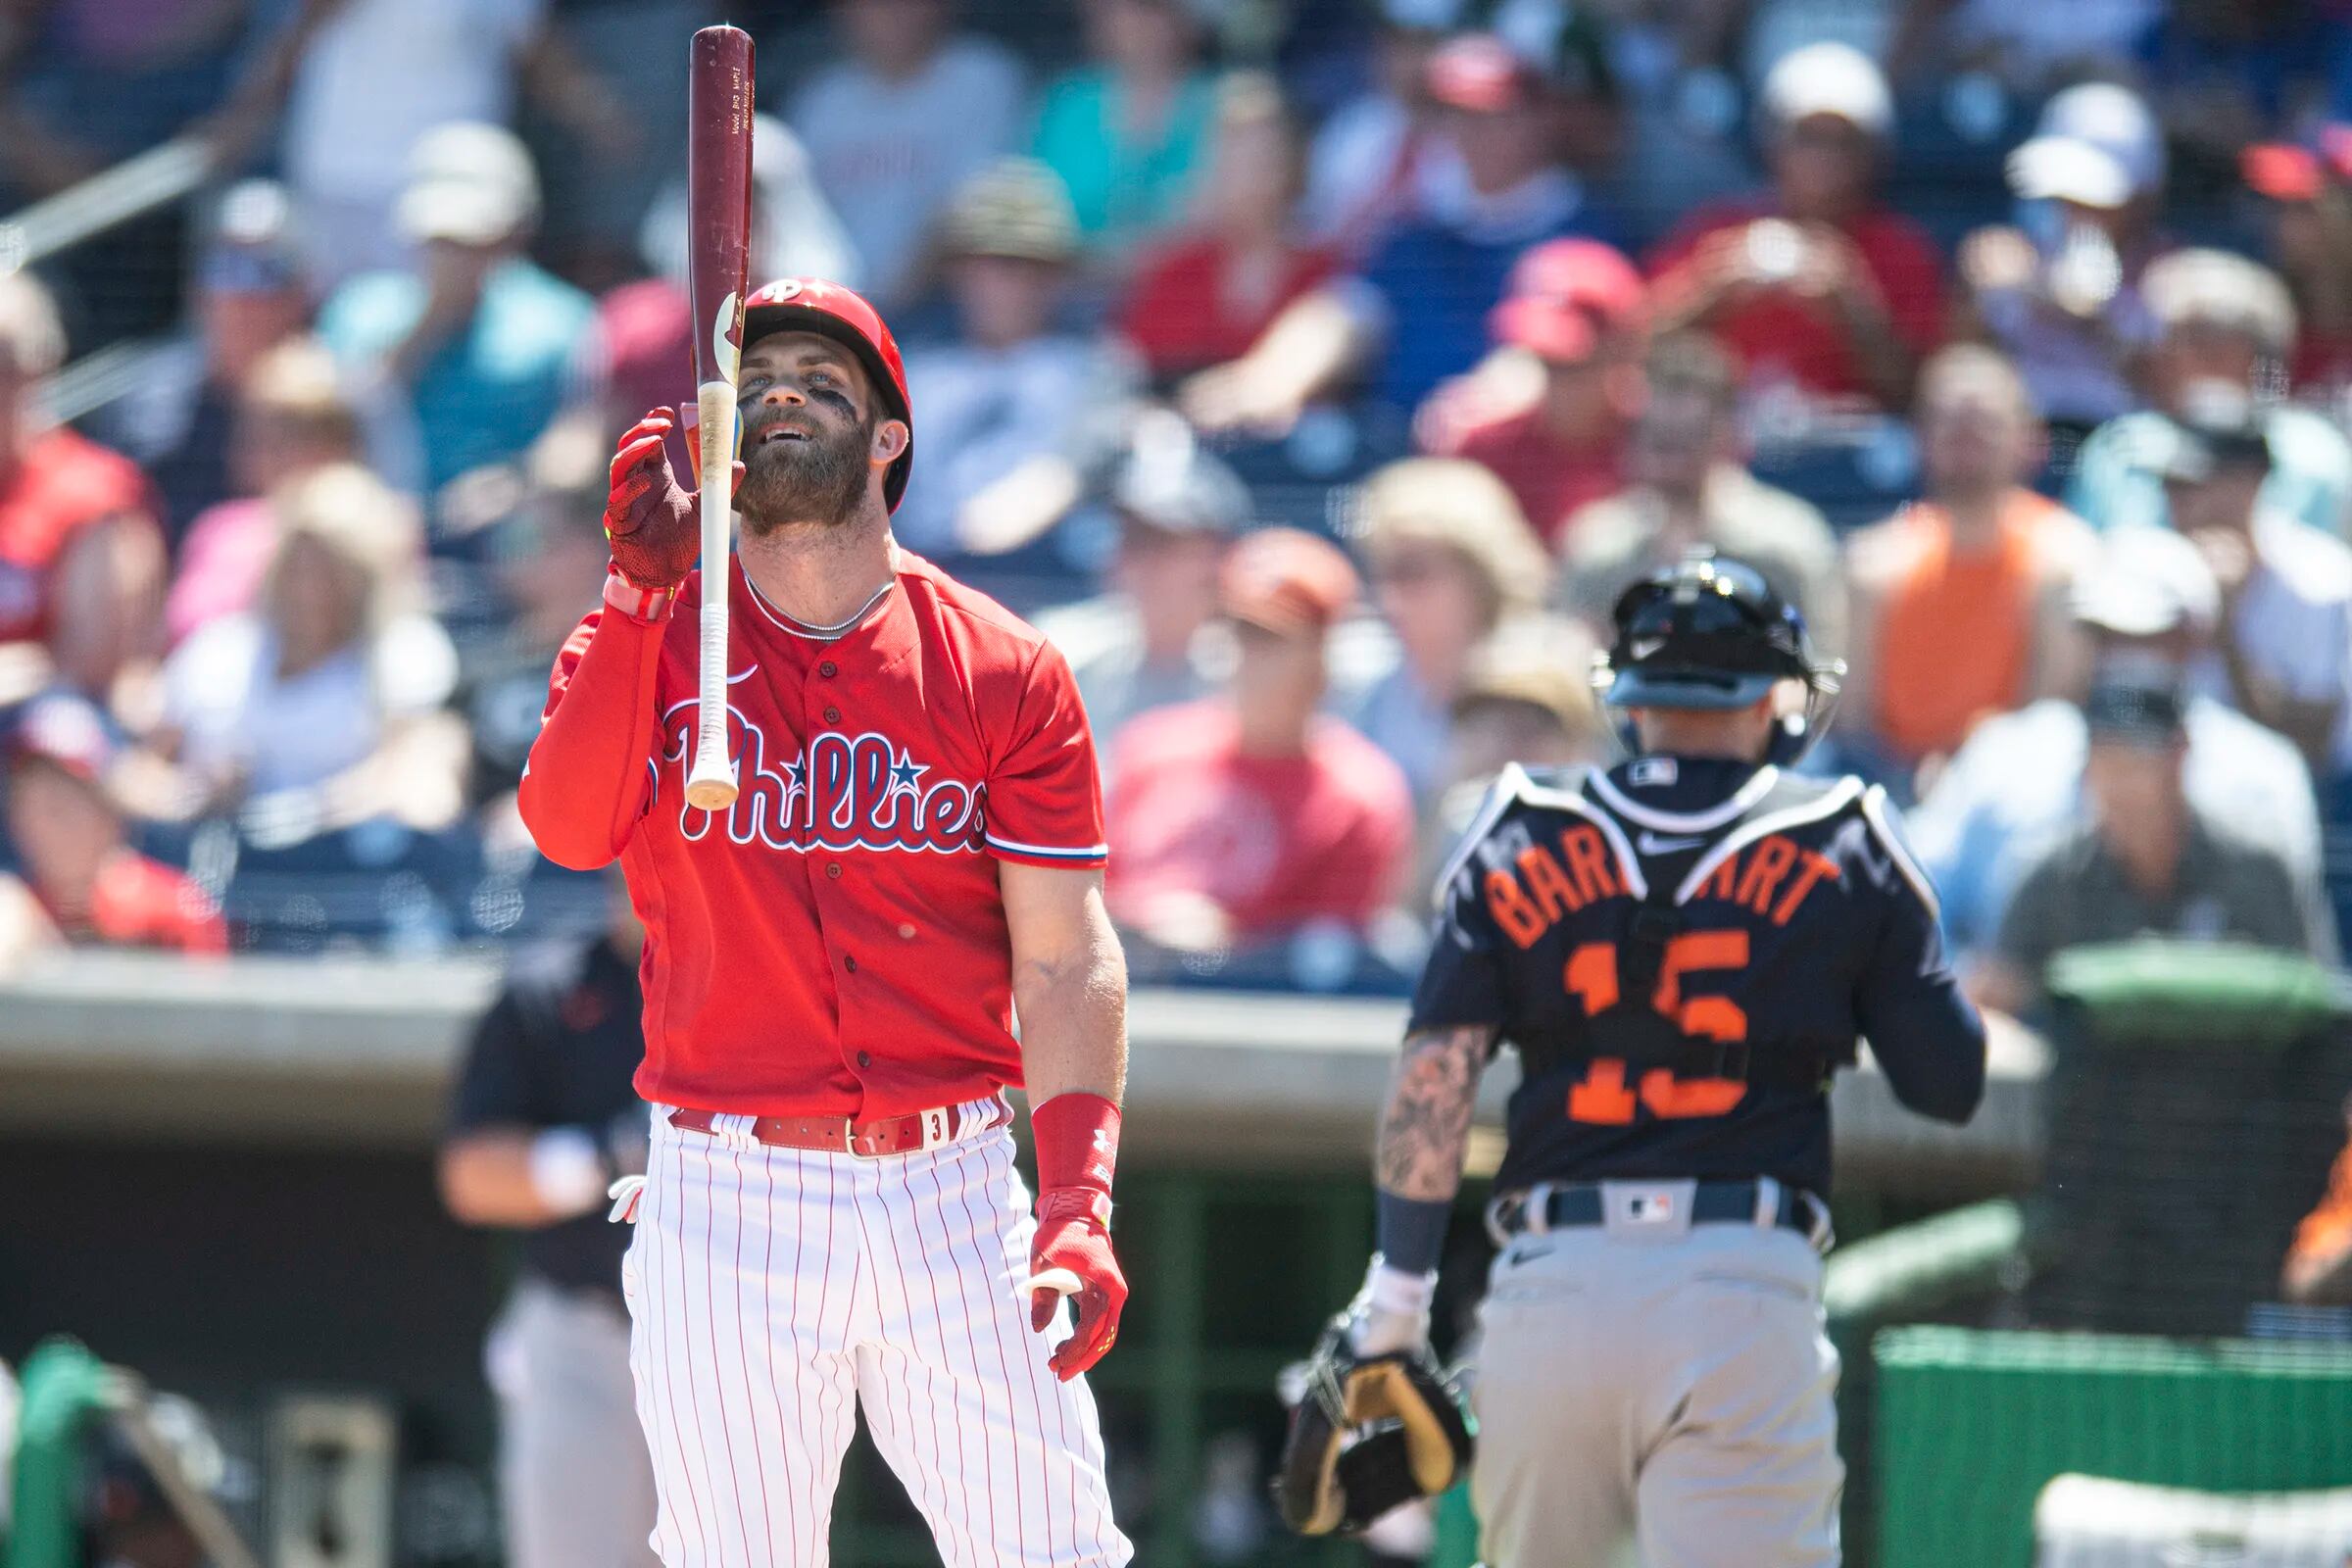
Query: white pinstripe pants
[[619, 1106, 1131, 1567]]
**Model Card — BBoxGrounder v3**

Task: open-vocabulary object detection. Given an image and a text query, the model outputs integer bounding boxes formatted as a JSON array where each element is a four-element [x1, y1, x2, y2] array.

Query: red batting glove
[[1028, 1092, 1126, 1381], [604, 407, 745, 591]]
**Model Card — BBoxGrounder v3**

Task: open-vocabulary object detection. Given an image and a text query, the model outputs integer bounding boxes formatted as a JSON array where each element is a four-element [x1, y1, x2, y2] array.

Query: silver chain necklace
[[775, 579, 896, 641]]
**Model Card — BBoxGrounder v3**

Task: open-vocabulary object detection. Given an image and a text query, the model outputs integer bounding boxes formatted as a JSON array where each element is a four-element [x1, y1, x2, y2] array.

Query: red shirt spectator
[[1417, 236, 1648, 548], [1120, 237, 1335, 381], [1647, 199, 1943, 404], [0, 425, 155, 648], [1103, 528, 1412, 946]]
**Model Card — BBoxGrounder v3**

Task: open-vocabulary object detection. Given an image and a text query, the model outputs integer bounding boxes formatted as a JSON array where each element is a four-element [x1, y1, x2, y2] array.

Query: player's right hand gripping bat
[[683, 24, 755, 811]]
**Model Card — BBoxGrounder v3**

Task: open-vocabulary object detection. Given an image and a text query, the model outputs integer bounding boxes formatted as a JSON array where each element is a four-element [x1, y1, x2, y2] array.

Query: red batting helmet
[[741, 277, 913, 511]]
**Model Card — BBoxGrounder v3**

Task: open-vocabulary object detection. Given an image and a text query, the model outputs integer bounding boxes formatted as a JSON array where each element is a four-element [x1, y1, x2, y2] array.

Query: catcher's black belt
[[1486, 1177, 1830, 1249]]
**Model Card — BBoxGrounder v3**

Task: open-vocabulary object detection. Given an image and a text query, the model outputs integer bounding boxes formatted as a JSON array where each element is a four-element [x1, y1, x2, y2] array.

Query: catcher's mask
[[1274, 1319, 1475, 1536], [1593, 550, 1844, 767]]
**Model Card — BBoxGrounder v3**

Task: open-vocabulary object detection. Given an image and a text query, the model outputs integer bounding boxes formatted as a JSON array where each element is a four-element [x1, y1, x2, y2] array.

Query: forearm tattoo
[[1374, 1026, 1493, 1202]]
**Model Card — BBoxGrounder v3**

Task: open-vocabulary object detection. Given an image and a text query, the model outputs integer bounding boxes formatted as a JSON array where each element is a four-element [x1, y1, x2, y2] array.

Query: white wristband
[[529, 1127, 609, 1217]]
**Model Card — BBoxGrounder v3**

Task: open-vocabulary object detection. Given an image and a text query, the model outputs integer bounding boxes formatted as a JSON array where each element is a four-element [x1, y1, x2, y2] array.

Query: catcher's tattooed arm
[[1375, 1025, 1496, 1202]]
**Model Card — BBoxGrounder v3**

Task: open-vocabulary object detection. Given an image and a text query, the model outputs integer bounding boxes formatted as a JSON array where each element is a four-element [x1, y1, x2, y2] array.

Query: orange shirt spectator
[[1103, 527, 1411, 948], [0, 425, 155, 649], [1120, 238, 1335, 382], [1845, 346, 2093, 769]]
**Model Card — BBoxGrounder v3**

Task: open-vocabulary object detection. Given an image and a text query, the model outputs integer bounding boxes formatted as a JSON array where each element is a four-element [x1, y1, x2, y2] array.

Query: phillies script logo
[[661, 705, 985, 855]]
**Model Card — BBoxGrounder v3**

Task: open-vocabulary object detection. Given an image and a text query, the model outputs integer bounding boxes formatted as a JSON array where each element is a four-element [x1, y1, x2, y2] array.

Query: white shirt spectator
[[163, 613, 459, 794], [281, 0, 547, 285], [891, 335, 1136, 560], [788, 37, 1025, 308], [2192, 512, 2352, 768]]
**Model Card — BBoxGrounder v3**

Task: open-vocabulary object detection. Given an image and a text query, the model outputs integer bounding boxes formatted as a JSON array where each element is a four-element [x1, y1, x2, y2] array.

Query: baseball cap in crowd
[[396, 122, 540, 248], [1489, 237, 1645, 363], [1451, 618, 1598, 737], [2070, 524, 2220, 638], [2241, 124, 2352, 202], [200, 179, 305, 295], [1759, 42, 1891, 140], [1221, 526, 1360, 637], [1110, 414, 1251, 536], [1427, 33, 1546, 115], [7, 691, 116, 784], [943, 158, 1081, 265], [2083, 679, 2188, 748], [2159, 381, 2273, 483], [2006, 82, 2165, 211]]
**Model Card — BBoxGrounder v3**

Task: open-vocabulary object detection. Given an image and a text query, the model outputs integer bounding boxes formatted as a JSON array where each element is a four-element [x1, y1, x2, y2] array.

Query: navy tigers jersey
[[1409, 756, 1986, 1197]]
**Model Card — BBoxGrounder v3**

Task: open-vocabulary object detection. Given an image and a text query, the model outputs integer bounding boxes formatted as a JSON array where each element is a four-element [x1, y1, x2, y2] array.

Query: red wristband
[[1032, 1091, 1120, 1199], [603, 565, 679, 623]]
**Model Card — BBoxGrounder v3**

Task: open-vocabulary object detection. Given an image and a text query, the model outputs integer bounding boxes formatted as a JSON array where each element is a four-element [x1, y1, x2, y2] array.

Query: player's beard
[[736, 405, 874, 535]]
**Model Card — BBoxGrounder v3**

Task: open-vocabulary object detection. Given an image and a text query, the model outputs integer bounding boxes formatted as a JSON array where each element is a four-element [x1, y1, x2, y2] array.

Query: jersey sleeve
[[1406, 793, 1515, 1038], [515, 605, 666, 870], [1853, 788, 1986, 1124], [446, 989, 544, 1136], [982, 640, 1108, 869]]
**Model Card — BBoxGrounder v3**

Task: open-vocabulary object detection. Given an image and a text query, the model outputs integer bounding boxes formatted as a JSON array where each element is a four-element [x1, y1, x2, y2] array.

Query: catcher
[[1281, 553, 1987, 1564]]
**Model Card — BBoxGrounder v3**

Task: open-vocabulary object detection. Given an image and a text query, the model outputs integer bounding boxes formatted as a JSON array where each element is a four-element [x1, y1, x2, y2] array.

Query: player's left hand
[[1025, 1190, 1127, 1381]]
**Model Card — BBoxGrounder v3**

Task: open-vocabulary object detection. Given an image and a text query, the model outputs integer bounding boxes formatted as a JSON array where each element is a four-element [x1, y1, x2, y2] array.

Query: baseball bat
[[684, 24, 755, 811]]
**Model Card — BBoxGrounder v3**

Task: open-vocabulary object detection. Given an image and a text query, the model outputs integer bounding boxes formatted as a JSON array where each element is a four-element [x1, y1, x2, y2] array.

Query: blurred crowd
[[0, 0, 2349, 1008]]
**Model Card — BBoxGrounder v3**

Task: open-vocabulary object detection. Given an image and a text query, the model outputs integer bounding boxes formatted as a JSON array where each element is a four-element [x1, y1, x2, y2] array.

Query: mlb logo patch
[[1628, 758, 1679, 788], [1626, 1192, 1676, 1224]]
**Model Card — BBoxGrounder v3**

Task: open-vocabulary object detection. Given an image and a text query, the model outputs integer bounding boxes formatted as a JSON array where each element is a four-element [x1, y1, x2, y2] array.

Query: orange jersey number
[[1561, 932, 1750, 1124]]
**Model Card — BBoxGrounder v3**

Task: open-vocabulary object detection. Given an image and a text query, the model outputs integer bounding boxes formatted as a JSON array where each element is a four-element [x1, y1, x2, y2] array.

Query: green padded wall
[[1875, 1327, 2352, 1567]]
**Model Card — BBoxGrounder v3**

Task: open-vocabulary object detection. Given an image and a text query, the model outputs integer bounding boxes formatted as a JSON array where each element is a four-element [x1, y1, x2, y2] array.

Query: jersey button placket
[[822, 705, 842, 725], [818, 660, 837, 678]]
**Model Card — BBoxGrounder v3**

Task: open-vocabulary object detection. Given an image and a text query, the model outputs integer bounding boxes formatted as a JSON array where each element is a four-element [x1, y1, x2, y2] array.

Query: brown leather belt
[[664, 1096, 1011, 1157]]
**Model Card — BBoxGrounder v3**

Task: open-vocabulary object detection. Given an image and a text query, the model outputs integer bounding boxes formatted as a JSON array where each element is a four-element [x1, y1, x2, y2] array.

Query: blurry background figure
[[243, 0, 637, 290], [1118, 73, 1335, 390], [786, 0, 1022, 309], [1419, 610, 1602, 888], [1300, 0, 1458, 258], [892, 158, 1140, 574], [150, 464, 463, 828], [95, 180, 318, 546], [318, 122, 593, 500], [2156, 384, 2352, 778], [0, 271, 164, 714], [1104, 527, 1410, 963], [1342, 456, 1550, 809], [1909, 524, 2330, 964], [1976, 680, 2331, 1016], [440, 872, 657, 1568], [456, 412, 622, 821], [1556, 331, 1846, 659], [0, 693, 224, 969], [1035, 412, 1251, 743], [1843, 345, 2094, 790], [1954, 81, 2169, 451], [2241, 124, 2352, 405], [1183, 29, 1620, 436], [1414, 236, 1648, 549], [2066, 247, 2352, 540], [1887, 0, 2162, 93], [1031, 0, 1222, 266], [2284, 1098, 2352, 1305], [162, 337, 362, 648], [1190, 1429, 1272, 1563], [76, 1391, 237, 1568], [1648, 42, 1942, 416], [636, 114, 865, 303]]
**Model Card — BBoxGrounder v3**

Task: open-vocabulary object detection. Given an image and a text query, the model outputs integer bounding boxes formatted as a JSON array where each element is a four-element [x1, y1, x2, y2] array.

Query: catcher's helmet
[[1594, 551, 1842, 764], [742, 277, 913, 511]]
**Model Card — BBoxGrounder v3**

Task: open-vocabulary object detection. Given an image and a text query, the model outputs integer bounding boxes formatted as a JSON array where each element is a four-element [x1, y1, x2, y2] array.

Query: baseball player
[[1341, 553, 1986, 1565], [518, 277, 1132, 1568]]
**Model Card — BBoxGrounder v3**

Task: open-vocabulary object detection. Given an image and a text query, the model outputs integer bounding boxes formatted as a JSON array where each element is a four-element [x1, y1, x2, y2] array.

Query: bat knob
[[1015, 1267, 1085, 1300], [685, 759, 739, 811]]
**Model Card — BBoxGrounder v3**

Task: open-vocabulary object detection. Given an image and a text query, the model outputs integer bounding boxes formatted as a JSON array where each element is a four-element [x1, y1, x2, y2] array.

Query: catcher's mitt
[[1273, 1317, 1474, 1536]]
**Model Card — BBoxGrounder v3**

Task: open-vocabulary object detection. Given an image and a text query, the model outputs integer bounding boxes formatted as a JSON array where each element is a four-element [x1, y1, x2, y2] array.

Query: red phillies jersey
[[1103, 702, 1411, 941], [0, 427, 155, 645], [520, 552, 1106, 1120]]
